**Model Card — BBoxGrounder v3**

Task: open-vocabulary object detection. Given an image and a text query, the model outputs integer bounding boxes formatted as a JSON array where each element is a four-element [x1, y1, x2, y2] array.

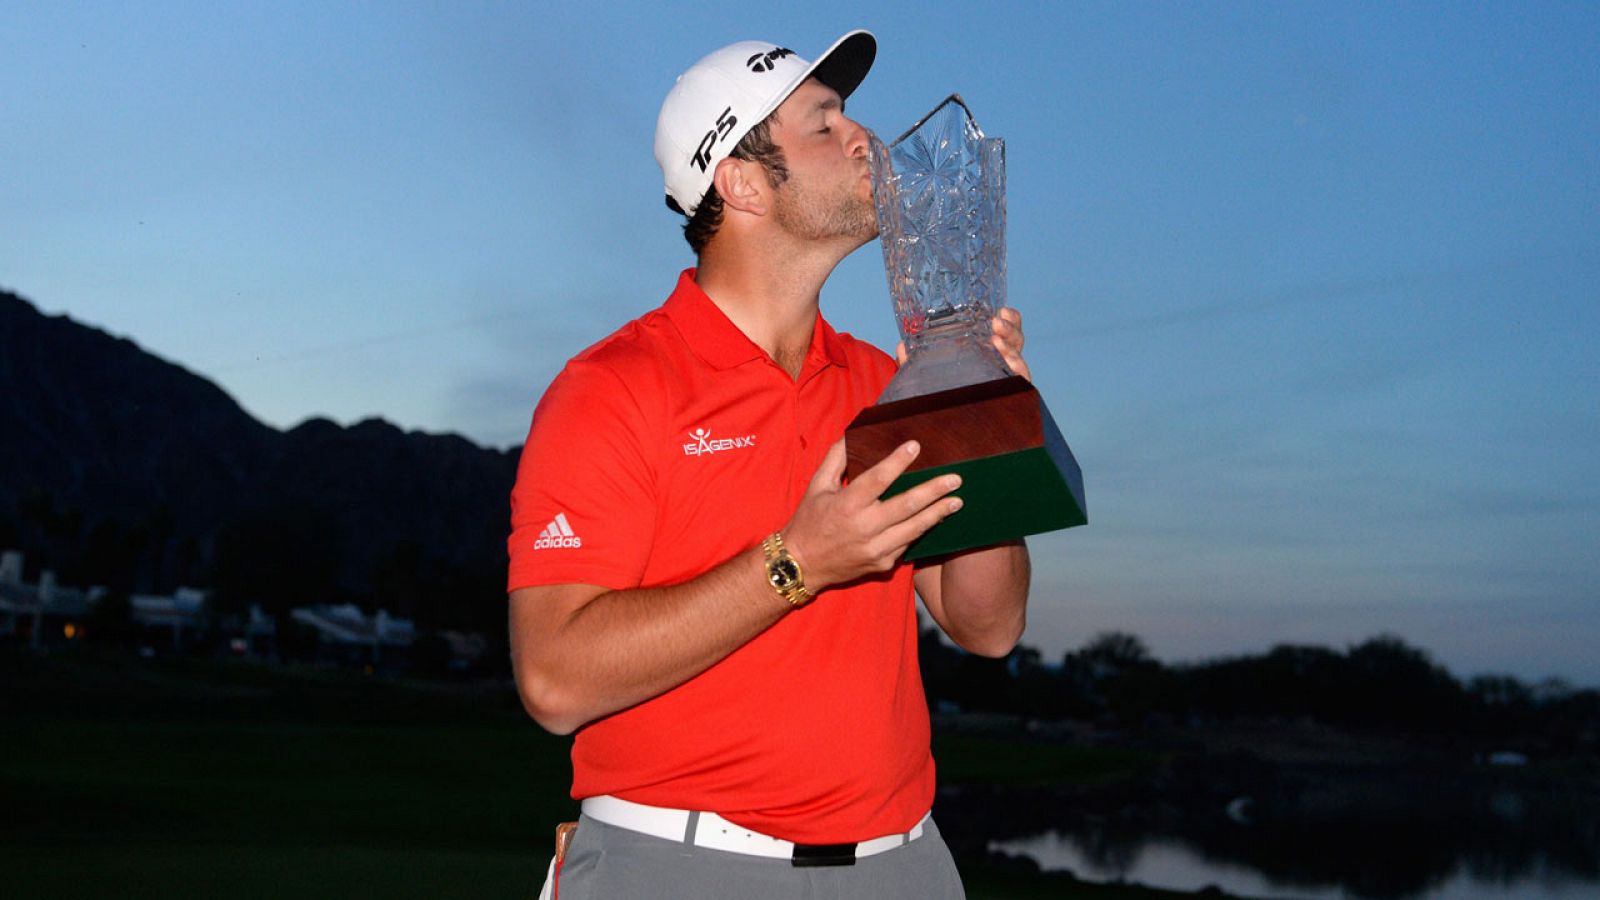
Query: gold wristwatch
[[761, 532, 811, 608]]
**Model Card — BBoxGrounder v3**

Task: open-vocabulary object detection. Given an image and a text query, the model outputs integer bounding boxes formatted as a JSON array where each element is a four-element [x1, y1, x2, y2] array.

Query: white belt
[[579, 795, 929, 865]]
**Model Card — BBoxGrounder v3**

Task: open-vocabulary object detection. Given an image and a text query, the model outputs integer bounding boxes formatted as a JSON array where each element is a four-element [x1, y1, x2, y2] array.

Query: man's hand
[[512, 432, 963, 735], [989, 307, 1030, 381], [782, 438, 963, 593], [895, 307, 1031, 382]]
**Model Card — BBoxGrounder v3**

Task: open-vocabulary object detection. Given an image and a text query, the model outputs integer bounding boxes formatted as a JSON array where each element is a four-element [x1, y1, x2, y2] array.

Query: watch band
[[762, 532, 811, 608]]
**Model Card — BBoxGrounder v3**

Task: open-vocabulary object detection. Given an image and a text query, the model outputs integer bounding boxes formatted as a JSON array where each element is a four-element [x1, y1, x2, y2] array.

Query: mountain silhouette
[[0, 287, 519, 636]]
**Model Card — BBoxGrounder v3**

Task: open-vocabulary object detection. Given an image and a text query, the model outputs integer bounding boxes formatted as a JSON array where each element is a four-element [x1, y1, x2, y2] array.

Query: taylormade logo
[[683, 427, 756, 457], [745, 47, 794, 73], [533, 513, 582, 550]]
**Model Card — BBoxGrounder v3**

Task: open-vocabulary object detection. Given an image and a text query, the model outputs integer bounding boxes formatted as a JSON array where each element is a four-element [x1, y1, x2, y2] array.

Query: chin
[[846, 228, 879, 253]]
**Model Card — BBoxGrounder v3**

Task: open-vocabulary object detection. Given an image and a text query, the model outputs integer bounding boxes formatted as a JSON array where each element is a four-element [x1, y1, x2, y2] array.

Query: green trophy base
[[845, 375, 1086, 561]]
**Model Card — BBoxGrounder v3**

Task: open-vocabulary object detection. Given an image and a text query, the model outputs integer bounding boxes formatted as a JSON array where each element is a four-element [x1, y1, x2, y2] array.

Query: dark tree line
[[919, 625, 1600, 751]]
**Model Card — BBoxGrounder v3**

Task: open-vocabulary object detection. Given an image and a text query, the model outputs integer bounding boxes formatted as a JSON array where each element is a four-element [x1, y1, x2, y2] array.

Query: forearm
[[510, 545, 787, 734], [910, 308, 1032, 655], [510, 438, 966, 735], [919, 540, 1030, 657]]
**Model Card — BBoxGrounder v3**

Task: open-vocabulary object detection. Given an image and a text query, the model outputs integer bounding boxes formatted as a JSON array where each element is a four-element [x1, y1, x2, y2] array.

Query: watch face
[[769, 558, 800, 589]]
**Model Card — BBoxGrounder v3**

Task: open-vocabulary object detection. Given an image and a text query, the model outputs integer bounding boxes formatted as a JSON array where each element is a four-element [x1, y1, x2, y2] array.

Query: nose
[[841, 115, 869, 158]]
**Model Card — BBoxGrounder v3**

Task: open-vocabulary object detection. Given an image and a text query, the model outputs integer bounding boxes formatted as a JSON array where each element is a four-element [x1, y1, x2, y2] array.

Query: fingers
[[991, 308, 1031, 382], [849, 443, 963, 519], [885, 472, 962, 522], [789, 441, 967, 588], [841, 475, 963, 573], [993, 307, 1024, 344], [844, 440, 923, 501], [807, 438, 849, 494], [895, 341, 909, 366], [878, 488, 964, 555], [861, 463, 963, 552]]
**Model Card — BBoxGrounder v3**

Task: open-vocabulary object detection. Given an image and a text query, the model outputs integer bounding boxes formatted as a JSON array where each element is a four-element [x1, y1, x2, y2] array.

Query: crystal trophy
[[846, 95, 1086, 559]]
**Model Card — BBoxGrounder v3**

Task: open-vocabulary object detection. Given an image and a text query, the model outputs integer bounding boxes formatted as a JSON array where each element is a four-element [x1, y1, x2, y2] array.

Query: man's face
[[766, 78, 877, 246]]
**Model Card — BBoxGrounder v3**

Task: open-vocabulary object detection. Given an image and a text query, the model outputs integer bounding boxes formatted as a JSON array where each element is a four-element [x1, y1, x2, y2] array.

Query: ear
[[711, 156, 771, 217]]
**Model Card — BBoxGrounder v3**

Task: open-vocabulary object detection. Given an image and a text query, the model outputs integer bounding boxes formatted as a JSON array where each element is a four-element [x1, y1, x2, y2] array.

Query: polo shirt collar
[[664, 268, 849, 373]]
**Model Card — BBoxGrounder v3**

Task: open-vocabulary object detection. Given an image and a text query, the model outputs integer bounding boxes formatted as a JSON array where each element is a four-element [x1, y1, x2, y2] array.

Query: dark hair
[[677, 115, 788, 254]]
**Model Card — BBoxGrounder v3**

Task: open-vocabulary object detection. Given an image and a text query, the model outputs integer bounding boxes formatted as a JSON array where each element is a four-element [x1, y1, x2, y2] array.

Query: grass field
[[2, 649, 1204, 900]]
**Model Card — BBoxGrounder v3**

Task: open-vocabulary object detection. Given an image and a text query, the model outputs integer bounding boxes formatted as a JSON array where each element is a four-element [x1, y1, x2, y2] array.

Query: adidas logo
[[533, 513, 583, 550]]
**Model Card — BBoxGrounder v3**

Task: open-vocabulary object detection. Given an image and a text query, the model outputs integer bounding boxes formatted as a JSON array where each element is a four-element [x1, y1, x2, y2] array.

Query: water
[[942, 731, 1600, 900], [991, 830, 1599, 900]]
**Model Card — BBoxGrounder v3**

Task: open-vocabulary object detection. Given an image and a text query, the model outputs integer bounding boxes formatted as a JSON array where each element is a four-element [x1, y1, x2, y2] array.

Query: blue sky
[[4, 2, 1596, 685]]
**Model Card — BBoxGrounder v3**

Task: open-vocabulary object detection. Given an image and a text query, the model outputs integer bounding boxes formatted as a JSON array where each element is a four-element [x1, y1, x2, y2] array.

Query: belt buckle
[[791, 842, 857, 867]]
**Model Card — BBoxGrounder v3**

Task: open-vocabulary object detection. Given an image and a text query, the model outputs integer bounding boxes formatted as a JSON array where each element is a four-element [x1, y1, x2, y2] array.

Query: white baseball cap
[[654, 29, 877, 217]]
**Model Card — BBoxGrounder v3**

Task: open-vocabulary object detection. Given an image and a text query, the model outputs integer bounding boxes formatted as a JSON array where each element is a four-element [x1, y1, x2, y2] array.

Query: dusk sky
[[5, 2, 1596, 685]]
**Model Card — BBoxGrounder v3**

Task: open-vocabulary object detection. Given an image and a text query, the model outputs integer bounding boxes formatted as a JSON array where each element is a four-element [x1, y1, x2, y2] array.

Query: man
[[509, 29, 1032, 899]]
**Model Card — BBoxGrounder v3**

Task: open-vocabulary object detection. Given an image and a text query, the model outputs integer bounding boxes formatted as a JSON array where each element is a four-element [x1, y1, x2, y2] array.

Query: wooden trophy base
[[845, 375, 1086, 560]]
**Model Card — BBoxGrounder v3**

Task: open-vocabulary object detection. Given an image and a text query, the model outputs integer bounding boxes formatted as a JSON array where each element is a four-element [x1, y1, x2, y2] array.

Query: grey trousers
[[547, 813, 967, 900]]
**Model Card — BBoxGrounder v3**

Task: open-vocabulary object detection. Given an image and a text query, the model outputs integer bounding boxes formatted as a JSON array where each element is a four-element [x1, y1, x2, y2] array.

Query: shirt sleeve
[[507, 358, 657, 592]]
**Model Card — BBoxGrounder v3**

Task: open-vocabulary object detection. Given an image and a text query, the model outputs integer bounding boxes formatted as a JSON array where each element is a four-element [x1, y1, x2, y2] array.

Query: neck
[[695, 234, 849, 379]]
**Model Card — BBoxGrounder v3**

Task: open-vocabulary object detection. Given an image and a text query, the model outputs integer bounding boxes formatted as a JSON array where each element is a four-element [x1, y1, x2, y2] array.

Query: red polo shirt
[[507, 269, 934, 844]]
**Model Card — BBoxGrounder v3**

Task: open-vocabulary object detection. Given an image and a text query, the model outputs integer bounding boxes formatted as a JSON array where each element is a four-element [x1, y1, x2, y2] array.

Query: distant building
[[288, 603, 414, 671], [129, 587, 210, 652], [439, 629, 488, 671], [0, 550, 101, 648], [222, 604, 278, 658]]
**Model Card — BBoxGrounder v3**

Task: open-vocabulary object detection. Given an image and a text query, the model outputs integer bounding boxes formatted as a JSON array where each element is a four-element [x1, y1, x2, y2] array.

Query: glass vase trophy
[[845, 95, 1086, 559]]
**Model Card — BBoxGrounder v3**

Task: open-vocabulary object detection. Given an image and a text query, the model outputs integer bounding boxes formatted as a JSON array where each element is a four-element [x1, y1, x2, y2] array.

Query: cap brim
[[756, 30, 876, 130], [807, 29, 876, 101]]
